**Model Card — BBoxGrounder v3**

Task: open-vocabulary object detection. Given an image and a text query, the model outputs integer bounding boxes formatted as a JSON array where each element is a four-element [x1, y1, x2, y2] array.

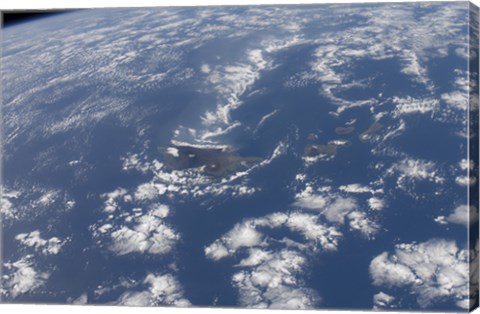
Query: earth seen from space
[[1, 2, 479, 311]]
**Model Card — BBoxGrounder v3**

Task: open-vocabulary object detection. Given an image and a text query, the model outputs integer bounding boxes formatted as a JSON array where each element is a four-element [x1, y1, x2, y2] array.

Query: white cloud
[[1, 197, 15, 220], [110, 227, 149, 255], [37, 191, 59, 206], [283, 212, 342, 250], [100, 203, 180, 256], [110, 213, 179, 256], [295, 174, 307, 182], [338, 183, 378, 194], [200, 63, 211, 74], [101, 187, 128, 213], [293, 193, 328, 210], [227, 222, 264, 250], [2, 256, 50, 298], [328, 139, 350, 146], [142, 150, 263, 200], [293, 183, 380, 237], [399, 50, 432, 88], [370, 239, 469, 308], [254, 109, 278, 133], [263, 35, 305, 53], [206, 210, 343, 261], [459, 159, 474, 171], [121, 152, 154, 174], [279, 3, 467, 117], [396, 159, 439, 180], [456, 298, 470, 310], [121, 154, 140, 171], [455, 47, 469, 60], [301, 153, 335, 166], [72, 293, 88, 305], [368, 197, 385, 211], [455, 176, 476, 186], [392, 96, 439, 116], [434, 215, 448, 225], [232, 249, 319, 309], [166, 147, 179, 158], [201, 61, 255, 127], [469, 241, 479, 308], [151, 203, 170, 218], [134, 182, 167, 201], [347, 211, 379, 238], [2, 190, 21, 198], [322, 197, 357, 224], [446, 205, 478, 227], [0, 185, 75, 227], [133, 142, 270, 203], [98, 224, 113, 233], [205, 206, 344, 308], [173, 48, 272, 147], [370, 253, 419, 287], [373, 291, 396, 310], [441, 91, 468, 110], [115, 273, 190, 307], [205, 221, 263, 260], [388, 158, 444, 191], [382, 119, 406, 141], [238, 248, 273, 267], [204, 242, 230, 261], [15, 230, 68, 255]]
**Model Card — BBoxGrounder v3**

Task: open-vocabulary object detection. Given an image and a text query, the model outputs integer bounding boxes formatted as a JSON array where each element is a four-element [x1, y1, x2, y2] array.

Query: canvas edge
[[469, 1, 480, 312], [0, 9, 4, 305]]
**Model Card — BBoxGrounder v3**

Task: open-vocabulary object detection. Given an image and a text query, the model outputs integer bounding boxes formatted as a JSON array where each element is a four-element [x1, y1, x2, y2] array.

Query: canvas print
[[1, 1, 479, 312]]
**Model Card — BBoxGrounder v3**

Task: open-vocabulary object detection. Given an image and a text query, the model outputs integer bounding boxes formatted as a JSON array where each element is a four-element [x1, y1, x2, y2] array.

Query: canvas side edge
[[0, 10, 4, 305], [469, 2, 480, 312]]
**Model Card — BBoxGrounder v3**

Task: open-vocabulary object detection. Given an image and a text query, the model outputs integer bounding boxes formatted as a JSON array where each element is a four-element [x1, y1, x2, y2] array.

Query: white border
[[1, 1, 479, 314]]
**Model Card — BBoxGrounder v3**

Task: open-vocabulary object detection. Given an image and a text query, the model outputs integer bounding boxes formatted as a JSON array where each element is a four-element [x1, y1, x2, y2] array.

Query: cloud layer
[[370, 239, 469, 309]]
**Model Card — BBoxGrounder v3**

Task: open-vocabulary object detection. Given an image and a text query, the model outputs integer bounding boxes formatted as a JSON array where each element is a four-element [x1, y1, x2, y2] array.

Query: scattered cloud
[[200, 63, 211, 74], [115, 273, 191, 307], [292, 184, 379, 236], [387, 158, 444, 192], [205, 208, 343, 308], [0, 185, 75, 226], [347, 211, 379, 238], [232, 249, 319, 309], [459, 159, 474, 171], [322, 198, 358, 224], [434, 215, 448, 225], [446, 205, 478, 227], [392, 96, 439, 117], [134, 182, 167, 201], [15, 230, 68, 255], [1, 191, 18, 220], [2, 255, 50, 298], [373, 291, 396, 310], [166, 147, 180, 158], [109, 211, 179, 256], [71, 293, 88, 305], [254, 109, 278, 133], [293, 193, 328, 210], [368, 197, 385, 211], [455, 176, 476, 187], [441, 91, 468, 110], [370, 239, 469, 309], [100, 187, 129, 213], [338, 184, 380, 194]]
